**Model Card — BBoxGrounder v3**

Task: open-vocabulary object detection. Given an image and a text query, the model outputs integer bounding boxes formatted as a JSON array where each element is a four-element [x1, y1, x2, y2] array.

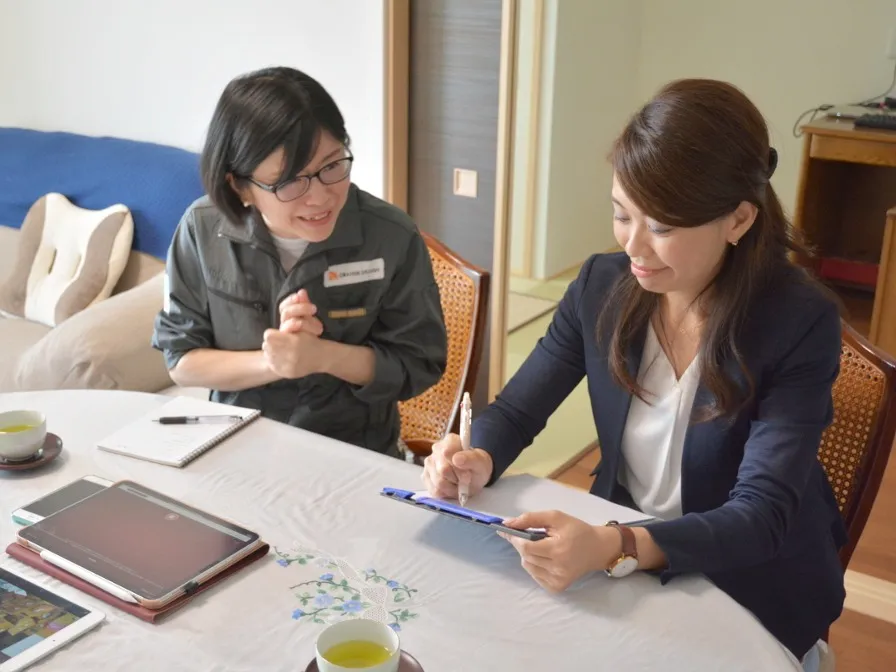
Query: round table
[[0, 390, 802, 671]]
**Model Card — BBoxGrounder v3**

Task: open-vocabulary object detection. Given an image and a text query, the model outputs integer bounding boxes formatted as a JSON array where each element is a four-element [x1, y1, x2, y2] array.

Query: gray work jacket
[[152, 185, 447, 454]]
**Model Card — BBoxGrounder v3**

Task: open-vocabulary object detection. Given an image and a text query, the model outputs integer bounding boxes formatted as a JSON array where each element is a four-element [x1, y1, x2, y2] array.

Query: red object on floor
[[817, 257, 879, 289]]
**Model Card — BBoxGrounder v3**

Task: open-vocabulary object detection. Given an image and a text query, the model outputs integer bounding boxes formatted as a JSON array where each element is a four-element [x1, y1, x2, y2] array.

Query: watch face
[[608, 557, 639, 578]]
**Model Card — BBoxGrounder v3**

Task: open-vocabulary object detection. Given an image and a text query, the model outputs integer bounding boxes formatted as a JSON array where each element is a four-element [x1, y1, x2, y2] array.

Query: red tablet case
[[5, 541, 270, 623]]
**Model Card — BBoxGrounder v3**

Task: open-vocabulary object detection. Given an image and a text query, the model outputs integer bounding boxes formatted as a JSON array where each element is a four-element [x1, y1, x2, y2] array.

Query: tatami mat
[[503, 310, 597, 478], [507, 292, 558, 333]]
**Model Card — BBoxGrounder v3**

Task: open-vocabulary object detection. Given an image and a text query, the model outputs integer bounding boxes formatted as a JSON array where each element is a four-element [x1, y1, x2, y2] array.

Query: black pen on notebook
[[153, 415, 242, 425]]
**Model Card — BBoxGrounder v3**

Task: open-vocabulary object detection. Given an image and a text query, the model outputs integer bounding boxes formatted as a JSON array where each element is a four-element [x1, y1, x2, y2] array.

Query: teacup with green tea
[[315, 619, 400, 672], [0, 410, 47, 462]]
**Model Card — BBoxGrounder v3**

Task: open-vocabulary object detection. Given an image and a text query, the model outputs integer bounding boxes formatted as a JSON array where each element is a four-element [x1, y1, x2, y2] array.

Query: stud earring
[[730, 239, 739, 247]]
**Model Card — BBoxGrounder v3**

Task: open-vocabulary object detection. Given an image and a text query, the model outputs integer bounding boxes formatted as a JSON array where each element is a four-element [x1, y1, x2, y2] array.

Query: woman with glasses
[[152, 66, 447, 457]]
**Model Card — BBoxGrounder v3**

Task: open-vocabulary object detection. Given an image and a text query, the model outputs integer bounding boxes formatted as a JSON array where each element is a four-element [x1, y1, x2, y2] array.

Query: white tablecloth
[[0, 390, 802, 671]]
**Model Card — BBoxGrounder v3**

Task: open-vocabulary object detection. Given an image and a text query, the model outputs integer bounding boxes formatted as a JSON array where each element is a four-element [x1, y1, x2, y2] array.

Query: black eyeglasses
[[245, 155, 354, 202]]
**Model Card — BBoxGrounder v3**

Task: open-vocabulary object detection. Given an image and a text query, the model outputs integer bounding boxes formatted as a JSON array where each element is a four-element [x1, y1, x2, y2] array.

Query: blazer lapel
[[679, 356, 745, 512], [591, 325, 646, 497]]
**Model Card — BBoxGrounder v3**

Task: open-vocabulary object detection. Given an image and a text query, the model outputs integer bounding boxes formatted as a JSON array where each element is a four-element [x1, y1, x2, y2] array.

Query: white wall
[[535, 0, 640, 278], [512, 0, 641, 279], [638, 0, 896, 217], [0, 0, 386, 197], [515, 0, 896, 280]]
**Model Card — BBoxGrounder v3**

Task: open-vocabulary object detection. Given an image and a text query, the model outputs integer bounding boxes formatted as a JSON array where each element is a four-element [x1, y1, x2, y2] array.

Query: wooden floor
[[552, 447, 896, 669], [847, 441, 896, 584], [552, 444, 600, 491], [829, 610, 896, 671], [836, 286, 874, 338]]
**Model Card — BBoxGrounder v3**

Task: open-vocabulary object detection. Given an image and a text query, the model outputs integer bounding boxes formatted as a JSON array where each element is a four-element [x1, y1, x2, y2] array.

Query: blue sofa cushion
[[0, 127, 204, 260]]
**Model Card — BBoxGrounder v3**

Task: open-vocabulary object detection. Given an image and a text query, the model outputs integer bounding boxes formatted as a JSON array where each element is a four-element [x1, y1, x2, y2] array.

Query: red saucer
[[0, 433, 63, 471], [305, 650, 423, 671]]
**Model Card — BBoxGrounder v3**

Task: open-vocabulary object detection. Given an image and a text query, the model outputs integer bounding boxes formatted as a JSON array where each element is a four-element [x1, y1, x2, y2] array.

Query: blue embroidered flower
[[342, 600, 363, 614], [314, 594, 335, 608], [281, 548, 420, 629]]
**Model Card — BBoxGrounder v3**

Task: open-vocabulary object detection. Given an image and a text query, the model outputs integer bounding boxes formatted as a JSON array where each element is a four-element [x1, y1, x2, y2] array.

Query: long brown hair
[[599, 79, 818, 422]]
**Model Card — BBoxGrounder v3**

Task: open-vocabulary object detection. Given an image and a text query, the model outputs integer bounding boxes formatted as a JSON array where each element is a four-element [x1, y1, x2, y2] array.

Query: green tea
[[0, 424, 36, 433], [323, 640, 392, 668]]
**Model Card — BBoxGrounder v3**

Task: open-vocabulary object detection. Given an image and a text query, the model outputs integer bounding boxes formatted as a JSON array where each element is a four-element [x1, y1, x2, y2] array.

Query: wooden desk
[[870, 207, 896, 354], [794, 119, 896, 351]]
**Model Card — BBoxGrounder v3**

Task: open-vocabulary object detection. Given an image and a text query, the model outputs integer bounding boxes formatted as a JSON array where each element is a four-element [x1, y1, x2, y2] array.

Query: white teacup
[[315, 619, 400, 672], [0, 410, 47, 462]]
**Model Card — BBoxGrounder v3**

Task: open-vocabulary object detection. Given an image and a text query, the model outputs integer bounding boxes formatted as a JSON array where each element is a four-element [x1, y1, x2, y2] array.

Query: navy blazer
[[473, 252, 847, 659]]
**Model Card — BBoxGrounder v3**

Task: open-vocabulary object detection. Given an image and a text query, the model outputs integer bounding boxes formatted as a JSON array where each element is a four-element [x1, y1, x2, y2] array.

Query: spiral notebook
[[96, 396, 261, 467]]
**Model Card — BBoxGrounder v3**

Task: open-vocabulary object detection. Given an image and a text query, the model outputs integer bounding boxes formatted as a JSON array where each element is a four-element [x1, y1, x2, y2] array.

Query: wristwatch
[[604, 521, 639, 578]]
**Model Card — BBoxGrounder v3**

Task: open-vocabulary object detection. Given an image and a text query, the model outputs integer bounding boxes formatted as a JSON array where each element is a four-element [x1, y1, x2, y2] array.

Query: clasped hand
[[262, 290, 325, 379], [422, 433, 624, 592]]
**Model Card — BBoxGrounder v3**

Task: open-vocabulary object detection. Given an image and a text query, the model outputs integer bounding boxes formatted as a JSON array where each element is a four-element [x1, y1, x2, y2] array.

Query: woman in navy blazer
[[423, 79, 846, 662]]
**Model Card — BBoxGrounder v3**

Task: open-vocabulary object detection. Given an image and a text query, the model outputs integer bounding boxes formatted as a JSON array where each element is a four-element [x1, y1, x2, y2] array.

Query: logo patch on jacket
[[323, 259, 385, 287]]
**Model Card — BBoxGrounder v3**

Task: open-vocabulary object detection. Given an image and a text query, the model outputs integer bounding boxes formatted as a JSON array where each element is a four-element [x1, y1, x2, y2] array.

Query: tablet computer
[[16, 480, 263, 610], [11, 476, 112, 526], [380, 487, 548, 541], [0, 567, 104, 671]]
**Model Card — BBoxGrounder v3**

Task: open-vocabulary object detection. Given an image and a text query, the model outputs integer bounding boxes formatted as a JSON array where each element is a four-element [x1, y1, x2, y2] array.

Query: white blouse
[[618, 324, 701, 520]]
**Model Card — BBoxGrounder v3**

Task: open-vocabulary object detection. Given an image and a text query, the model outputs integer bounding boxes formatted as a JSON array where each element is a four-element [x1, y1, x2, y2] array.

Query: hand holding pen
[[421, 392, 494, 502]]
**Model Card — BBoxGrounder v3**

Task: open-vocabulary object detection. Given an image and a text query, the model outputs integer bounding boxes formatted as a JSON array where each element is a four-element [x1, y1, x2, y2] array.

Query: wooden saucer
[[305, 650, 423, 671], [0, 433, 63, 471]]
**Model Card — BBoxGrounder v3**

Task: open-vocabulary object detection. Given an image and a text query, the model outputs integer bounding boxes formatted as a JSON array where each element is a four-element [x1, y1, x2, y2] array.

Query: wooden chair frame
[[399, 232, 490, 457], [826, 322, 896, 569]]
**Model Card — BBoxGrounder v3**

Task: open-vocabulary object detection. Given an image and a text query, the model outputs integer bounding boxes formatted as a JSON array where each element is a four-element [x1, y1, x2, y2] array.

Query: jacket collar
[[604, 323, 646, 461]]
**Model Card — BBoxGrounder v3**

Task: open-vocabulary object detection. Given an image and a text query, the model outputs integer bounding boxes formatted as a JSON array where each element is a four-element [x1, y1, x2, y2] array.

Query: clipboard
[[380, 487, 548, 541]]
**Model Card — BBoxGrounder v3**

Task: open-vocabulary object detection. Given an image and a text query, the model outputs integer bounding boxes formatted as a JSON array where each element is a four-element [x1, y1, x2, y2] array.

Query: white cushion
[[0, 193, 133, 326]]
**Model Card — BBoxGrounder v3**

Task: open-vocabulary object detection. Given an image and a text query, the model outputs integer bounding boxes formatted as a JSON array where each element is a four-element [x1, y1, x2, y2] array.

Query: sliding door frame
[[383, 0, 518, 402]]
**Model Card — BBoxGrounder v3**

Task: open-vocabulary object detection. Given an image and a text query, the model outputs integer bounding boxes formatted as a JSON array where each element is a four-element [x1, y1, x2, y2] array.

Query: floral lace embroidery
[[274, 545, 420, 631]]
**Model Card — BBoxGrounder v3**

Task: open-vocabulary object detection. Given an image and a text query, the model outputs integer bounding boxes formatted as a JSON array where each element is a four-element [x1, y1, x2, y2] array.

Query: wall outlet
[[453, 168, 478, 198], [887, 27, 896, 60]]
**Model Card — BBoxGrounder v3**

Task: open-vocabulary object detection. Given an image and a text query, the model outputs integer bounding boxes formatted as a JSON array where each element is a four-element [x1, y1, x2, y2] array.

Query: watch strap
[[606, 520, 637, 559]]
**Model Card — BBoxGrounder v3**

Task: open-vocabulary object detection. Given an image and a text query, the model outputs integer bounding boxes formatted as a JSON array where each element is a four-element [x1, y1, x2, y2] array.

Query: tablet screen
[[18, 481, 259, 601], [0, 568, 90, 664]]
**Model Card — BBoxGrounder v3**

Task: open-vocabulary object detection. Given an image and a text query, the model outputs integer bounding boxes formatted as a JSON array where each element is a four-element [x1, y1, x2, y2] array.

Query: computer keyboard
[[853, 114, 896, 131]]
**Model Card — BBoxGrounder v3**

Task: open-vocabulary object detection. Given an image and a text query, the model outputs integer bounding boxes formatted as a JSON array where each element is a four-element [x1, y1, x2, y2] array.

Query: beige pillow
[[6, 273, 172, 393], [0, 193, 133, 326]]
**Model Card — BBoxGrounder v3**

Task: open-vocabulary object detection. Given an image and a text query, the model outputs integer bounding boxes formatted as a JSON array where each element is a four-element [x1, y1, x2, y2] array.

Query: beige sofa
[[0, 223, 177, 393], [0, 127, 216, 398]]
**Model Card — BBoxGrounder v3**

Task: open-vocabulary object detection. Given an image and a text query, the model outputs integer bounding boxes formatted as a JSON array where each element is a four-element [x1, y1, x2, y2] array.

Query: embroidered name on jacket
[[328, 308, 367, 319], [323, 259, 385, 288]]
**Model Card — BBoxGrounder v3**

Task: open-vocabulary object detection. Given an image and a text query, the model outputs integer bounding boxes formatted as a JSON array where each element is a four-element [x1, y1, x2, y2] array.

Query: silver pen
[[458, 392, 472, 507]]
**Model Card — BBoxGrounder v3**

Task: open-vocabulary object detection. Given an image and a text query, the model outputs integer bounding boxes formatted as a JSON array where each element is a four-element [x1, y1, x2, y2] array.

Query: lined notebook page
[[96, 396, 261, 467]]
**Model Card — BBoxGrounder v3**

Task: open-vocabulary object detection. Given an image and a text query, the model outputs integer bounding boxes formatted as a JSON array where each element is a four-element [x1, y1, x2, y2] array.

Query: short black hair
[[199, 66, 350, 225]]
